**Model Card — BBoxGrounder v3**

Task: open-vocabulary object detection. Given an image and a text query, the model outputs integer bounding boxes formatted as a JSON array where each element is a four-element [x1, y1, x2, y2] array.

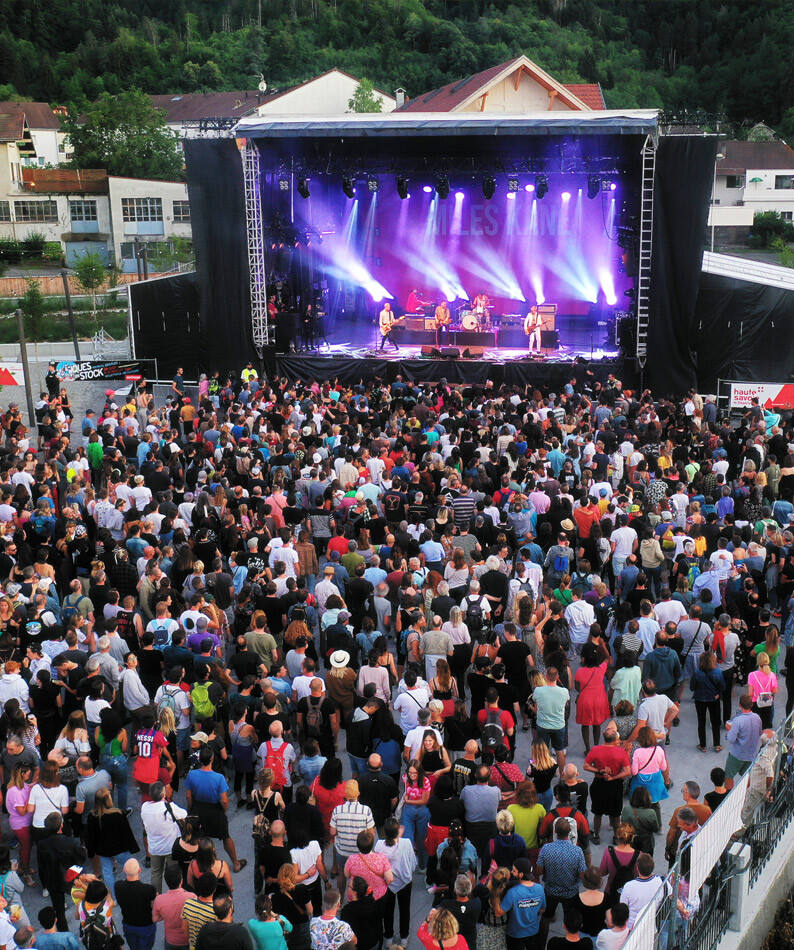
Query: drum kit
[[456, 296, 494, 331]]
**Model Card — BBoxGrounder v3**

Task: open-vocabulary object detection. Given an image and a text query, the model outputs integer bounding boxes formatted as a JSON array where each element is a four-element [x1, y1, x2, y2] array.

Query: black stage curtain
[[275, 355, 628, 389], [183, 138, 256, 375], [694, 270, 794, 391], [129, 273, 201, 380], [646, 136, 717, 394]]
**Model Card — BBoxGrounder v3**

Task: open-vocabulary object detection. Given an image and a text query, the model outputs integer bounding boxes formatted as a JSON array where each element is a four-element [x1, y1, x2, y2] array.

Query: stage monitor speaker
[[540, 330, 559, 349], [436, 346, 460, 359], [421, 345, 435, 357], [462, 346, 485, 358]]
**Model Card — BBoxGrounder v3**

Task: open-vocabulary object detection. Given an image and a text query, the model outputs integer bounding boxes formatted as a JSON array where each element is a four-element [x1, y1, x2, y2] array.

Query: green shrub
[[0, 239, 22, 264], [23, 232, 47, 256]]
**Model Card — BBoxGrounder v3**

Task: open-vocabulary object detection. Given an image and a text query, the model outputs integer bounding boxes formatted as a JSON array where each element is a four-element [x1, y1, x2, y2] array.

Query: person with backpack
[[296, 678, 339, 758], [460, 580, 491, 638], [78, 878, 118, 950], [257, 721, 296, 804], [61, 579, 95, 628], [155, 668, 193, 770], [476, 688, 515, 765], [184, 746, 246, 874], [544, 533, 575, 588], [598, 822, 642, 900]]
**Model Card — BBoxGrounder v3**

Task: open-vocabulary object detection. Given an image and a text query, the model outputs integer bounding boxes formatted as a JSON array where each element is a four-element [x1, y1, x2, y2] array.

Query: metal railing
[[623, 710, 794, 950]]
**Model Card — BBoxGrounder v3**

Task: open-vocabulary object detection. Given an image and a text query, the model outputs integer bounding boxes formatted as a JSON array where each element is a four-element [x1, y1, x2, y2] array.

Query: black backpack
[[607, 846, 639, 897], [465, 596, 485, 633], [81, 907, 113, 950], [480, 708, 505, 750]]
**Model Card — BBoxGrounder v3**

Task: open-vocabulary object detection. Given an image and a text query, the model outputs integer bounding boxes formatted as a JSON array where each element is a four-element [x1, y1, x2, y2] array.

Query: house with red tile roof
[[394, 56, 605, 114]]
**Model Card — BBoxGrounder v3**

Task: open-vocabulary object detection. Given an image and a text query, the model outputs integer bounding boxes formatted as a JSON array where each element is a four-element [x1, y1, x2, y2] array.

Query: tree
[[73, 252, 108, 320], [18, 279, 45, 390], [64, 89, 182, 181], [348, 79, 383, 113]]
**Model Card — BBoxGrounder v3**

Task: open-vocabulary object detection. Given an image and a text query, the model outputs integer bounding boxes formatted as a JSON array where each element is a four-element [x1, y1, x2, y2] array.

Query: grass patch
[[0, 309, 128, 342]]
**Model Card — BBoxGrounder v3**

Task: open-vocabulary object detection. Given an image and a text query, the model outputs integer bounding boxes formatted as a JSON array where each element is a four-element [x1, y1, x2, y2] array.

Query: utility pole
[[61, 269, 81, 361], [141, 244, 149, 280], [134, 237, 143, 281], [15, 309, 36, 427]]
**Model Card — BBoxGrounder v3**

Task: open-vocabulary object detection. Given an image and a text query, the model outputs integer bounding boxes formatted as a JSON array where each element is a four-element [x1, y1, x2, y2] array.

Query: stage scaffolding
[[242, 140, 271, 349], [636, 133, 656, 364]]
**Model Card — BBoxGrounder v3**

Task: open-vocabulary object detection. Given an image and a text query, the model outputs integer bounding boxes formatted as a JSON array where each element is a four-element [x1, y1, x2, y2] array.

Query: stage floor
[[297, 311, 619, 363], [291, 341, 619, 363]]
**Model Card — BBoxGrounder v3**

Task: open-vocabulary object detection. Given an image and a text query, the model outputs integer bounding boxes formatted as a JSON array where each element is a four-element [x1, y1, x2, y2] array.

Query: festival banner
[[0, 363, 27, 386], [54, 360, 143, 382], [729, 382, 794, 409]]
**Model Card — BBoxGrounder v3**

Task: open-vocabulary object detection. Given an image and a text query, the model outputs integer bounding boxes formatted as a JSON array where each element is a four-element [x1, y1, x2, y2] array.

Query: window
[[0, 202, 10, 222], [725, 175, 743, 188], [172, 200, 190, 223], [775, 175, 794, 190], [69, 199, 98, 222], [121, 197, 163, 222], [782, 211, 793, 222], [14, 200, 58, 222]]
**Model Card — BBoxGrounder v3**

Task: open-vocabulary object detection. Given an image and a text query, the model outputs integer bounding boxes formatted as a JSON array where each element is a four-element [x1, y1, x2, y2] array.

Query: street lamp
[[711, 150, 725, 253]]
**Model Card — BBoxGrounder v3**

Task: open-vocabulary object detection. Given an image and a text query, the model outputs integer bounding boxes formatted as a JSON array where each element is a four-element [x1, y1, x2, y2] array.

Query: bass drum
[[461, 311, 478, 330]]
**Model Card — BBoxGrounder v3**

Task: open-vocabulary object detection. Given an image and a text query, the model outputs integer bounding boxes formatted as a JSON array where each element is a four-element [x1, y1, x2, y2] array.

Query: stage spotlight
[[397, 177, 409, 199], [561, 191, 571, 200], [535, 175, 548, 199], [423, 185, 434, 194], [525, 183, 535, 193], [342, 177, 356, 199], [610, 181, 617, 191], [508, 178, 519, 192], [482, 176, 496, 200], [367, 179, 379, 193], [600, 179, 614, 192], [297, 178, 310, 199], [436, 177, 450, 199], [278, 177, 290, 191], [587, 175, 600, 200]]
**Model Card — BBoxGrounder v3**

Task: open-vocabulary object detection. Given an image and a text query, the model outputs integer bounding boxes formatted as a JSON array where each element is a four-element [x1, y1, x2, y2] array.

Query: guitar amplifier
[[541, 330, 559, 349], [539, 304, 557, 331], [404, 318, 425, 331], [424, 318, 438, 331]]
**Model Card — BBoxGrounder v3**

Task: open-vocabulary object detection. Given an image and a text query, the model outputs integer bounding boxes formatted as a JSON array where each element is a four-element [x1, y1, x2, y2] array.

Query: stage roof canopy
[[234, 109, 660, 139]]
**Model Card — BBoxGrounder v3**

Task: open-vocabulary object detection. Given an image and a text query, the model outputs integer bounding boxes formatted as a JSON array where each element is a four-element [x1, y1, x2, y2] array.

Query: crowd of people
[[0, 366, 787, 950]]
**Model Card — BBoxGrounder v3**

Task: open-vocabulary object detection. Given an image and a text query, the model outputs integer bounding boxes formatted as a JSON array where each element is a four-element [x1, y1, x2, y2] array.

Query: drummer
[[471, 291, 490, 325]]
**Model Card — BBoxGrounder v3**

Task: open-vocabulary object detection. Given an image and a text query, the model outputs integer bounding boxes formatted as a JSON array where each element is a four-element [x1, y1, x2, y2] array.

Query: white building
[[709, 139, 794, 241], [151, 68, 396, 138]]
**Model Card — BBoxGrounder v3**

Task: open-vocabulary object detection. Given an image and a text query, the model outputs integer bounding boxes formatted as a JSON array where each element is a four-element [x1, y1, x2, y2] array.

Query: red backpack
[[264, 741, 288, 789]]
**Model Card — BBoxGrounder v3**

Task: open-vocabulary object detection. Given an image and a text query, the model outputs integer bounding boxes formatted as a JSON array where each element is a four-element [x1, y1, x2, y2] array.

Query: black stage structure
[[130, 113, 716, 392]]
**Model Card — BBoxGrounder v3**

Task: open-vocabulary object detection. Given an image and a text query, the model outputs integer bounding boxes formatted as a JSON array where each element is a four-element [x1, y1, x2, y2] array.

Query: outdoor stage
[[130, 113, 718, 394]]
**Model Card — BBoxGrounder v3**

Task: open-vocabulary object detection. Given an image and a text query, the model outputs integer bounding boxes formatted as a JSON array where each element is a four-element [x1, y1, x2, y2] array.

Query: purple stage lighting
[[455, 190, 464, 198], [525, 184, 535, 193], [561, 191, 571, 200], [507, 192, 516, 200], [423, 185, 433, 194], [610, 182, 617, 191]]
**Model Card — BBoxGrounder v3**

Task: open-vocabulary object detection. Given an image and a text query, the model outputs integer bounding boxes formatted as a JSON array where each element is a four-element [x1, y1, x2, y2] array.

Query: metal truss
[[242, 141, 271, 349], [635, 134, 656, 363], [180, 118, 239, 137]]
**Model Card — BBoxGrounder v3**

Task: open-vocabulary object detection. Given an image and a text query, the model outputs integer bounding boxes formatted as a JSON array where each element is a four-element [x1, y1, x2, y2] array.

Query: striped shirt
[[181, 898, 217, 949], [451, 494, 477, 527], [329, 801, 375, 856]]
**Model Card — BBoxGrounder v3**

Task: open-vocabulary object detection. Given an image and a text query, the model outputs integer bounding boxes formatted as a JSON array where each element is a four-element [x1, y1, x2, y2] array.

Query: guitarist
[[524, 305, 543, 355], [379, 302, 400, 351], [435, 300, 451, 347]]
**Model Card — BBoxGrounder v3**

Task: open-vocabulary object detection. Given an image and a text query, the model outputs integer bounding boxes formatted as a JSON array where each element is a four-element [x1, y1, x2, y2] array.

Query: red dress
[[575, 662, 610, 726]]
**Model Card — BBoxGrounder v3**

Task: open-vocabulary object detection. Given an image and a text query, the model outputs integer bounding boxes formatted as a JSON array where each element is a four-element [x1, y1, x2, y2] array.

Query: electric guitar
[[380, 315, 407, 336], [435, 310, 451, 328]]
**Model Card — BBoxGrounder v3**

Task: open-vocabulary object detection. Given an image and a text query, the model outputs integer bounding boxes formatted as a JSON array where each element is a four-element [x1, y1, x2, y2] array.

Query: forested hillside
[[1, 0, 793, 134]]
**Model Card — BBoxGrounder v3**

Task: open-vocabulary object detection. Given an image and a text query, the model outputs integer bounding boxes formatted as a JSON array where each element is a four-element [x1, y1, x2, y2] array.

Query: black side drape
[[184, 138, 256, 375], [129, 273, 202, 380], [646, 136, 717, 394], [693, 270, 794, 391]]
